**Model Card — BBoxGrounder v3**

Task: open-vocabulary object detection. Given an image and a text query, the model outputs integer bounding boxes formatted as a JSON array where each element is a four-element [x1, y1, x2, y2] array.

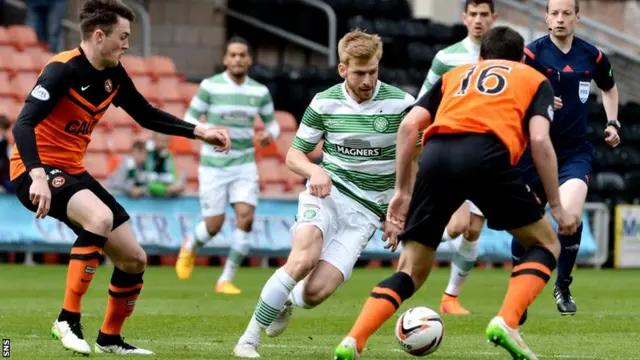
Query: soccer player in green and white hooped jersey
[[417, 0, 498, 316], [233, 30, 415, 358], [175, 37, 280, 295]]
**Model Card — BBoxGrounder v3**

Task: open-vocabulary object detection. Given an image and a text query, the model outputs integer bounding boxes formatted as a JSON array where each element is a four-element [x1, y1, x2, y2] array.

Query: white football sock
[[445, 239, 478, 296], [244, 268, 297, 340], [289, 280, 314, 309], [218, 228, 251, 284], [186, 221, 212, 251]]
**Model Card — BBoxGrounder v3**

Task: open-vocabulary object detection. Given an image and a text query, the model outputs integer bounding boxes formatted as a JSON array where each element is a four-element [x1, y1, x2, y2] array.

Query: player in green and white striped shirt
[[233, 31, 414, 358], [417, 0, 497, 316], [175, 37, 280, 295]]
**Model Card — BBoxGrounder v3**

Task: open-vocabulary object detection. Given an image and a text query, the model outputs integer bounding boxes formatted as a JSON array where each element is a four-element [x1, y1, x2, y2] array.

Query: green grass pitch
[[1, 265, 638, 359]]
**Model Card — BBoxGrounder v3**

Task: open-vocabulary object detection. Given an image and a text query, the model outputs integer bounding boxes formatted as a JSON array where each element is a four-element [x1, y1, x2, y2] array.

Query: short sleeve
[[414, 78, 443, 116], [524, 79, 555, 125], [593, 50, 615, 91]]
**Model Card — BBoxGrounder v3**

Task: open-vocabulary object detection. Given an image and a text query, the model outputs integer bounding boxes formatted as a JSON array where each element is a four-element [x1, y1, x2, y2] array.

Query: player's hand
[[256, 130, 273, 147], [387, 191, 411, 230], [382, 219, 402, 252], [29, 168, 51, 219], [604, 126, 621, 148], [554, 96, 563, 110], [308, 167, 331, 198], [549, 204, 578, 236], [196, 126, 231, 153]]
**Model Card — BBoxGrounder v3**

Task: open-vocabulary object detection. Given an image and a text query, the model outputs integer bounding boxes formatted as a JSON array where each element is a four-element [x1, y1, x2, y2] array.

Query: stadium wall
[[0, 194, 598, 267]]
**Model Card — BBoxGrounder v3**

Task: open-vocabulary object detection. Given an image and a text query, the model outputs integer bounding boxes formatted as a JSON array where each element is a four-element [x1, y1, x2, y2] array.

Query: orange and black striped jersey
[[10, 47, 196, 180], [417, 59, 555, 165]]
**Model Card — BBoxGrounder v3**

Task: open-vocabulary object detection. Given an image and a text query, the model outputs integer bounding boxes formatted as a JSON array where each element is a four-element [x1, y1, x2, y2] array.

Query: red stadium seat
[[87, 128, 110, 153], [275, 111, 298, 131], [275, 131, 295, 158], [84, 152, 109, 179], [7, 25, 39, 51], [12, 73, 38, 100], [161, 102, 186, 118], [173, 154, 198, 182], [179, 82, 199, 105], [257, 158, 286, 187], [110, 127, 135, 153], [157, 79, 183, 103], [103, 105, 134, 128], [120, 54, 149, 76], [1, 49, 39, 74]]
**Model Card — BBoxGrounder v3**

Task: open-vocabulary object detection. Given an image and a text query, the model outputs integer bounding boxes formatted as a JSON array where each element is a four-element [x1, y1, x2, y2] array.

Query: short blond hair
[[338, 30, 383, 65]]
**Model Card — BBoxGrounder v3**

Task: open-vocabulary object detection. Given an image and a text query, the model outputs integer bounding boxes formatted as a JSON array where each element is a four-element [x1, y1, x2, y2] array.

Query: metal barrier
[[215, 0, 338, 67]]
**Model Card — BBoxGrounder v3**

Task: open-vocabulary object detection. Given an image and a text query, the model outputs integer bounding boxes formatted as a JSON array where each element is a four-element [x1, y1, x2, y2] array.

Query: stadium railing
[[214, 0, 338, 67]]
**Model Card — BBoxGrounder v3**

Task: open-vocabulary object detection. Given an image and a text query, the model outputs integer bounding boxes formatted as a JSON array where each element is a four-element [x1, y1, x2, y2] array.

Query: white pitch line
[[25, 335, 598, 359]]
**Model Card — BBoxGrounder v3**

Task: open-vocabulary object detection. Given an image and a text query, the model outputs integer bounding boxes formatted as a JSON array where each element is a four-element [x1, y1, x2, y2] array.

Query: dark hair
[[465, 0, 495, 13], [480, 26, 524, 62], [0, 114, 9, 130], [131, 140, 146, 151], [79, 0, 135, 40], [226, 36, 253, 56], [547, 0, 579, 13]]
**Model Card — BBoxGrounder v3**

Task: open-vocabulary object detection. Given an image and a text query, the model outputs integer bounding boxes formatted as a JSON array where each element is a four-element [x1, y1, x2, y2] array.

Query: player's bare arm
[[285, 147, 330, 198], [396, 106, 432, 195]]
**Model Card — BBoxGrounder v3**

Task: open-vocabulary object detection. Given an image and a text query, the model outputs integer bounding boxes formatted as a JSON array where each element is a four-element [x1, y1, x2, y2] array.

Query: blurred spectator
[[106, 140, 150, 198], [145, 133, 185, 197], [25, 0, 66, 53], [0, 114, 12, 193]]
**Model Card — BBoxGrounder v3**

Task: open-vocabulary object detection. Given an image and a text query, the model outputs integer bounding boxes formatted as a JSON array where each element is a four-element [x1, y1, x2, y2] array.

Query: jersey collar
[[223, 71, 247, 86], [463, 37, 480, 55], [342, 80, 381, 107]]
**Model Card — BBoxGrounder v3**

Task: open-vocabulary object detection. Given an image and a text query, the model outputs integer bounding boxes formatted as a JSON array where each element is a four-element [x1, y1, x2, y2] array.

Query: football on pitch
[[395, 306, 445, 356]]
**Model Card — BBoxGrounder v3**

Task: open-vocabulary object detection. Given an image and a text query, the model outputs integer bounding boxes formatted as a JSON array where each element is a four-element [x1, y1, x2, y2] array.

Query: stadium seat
[[0, 98, 20, 122], [161, 103, 186, 118], [110, 127, 136, 153], [133, 80, 159, 104], [157, 79, 183, 103], [7, 25, 39, 51], [120, 54, 149, 76], [2, 49, 40, 74], [145, 55, 181, 79], [87, 128, 110, 153], [83, 152, 109, 179], [284, 167, 305, 190], [0, 27, 12, 52], [261, 182, 288, 196], [179, 82, 199, 105], [30, 51, 54, 71], [173, 154, 198, 182], [275, 111, 298, 131], [131, 75, 153, 89], [103, 105, 134, 128], [12, 73, 38, 100], [275, 131, 295, 158], [257, 157, 286, 187]]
